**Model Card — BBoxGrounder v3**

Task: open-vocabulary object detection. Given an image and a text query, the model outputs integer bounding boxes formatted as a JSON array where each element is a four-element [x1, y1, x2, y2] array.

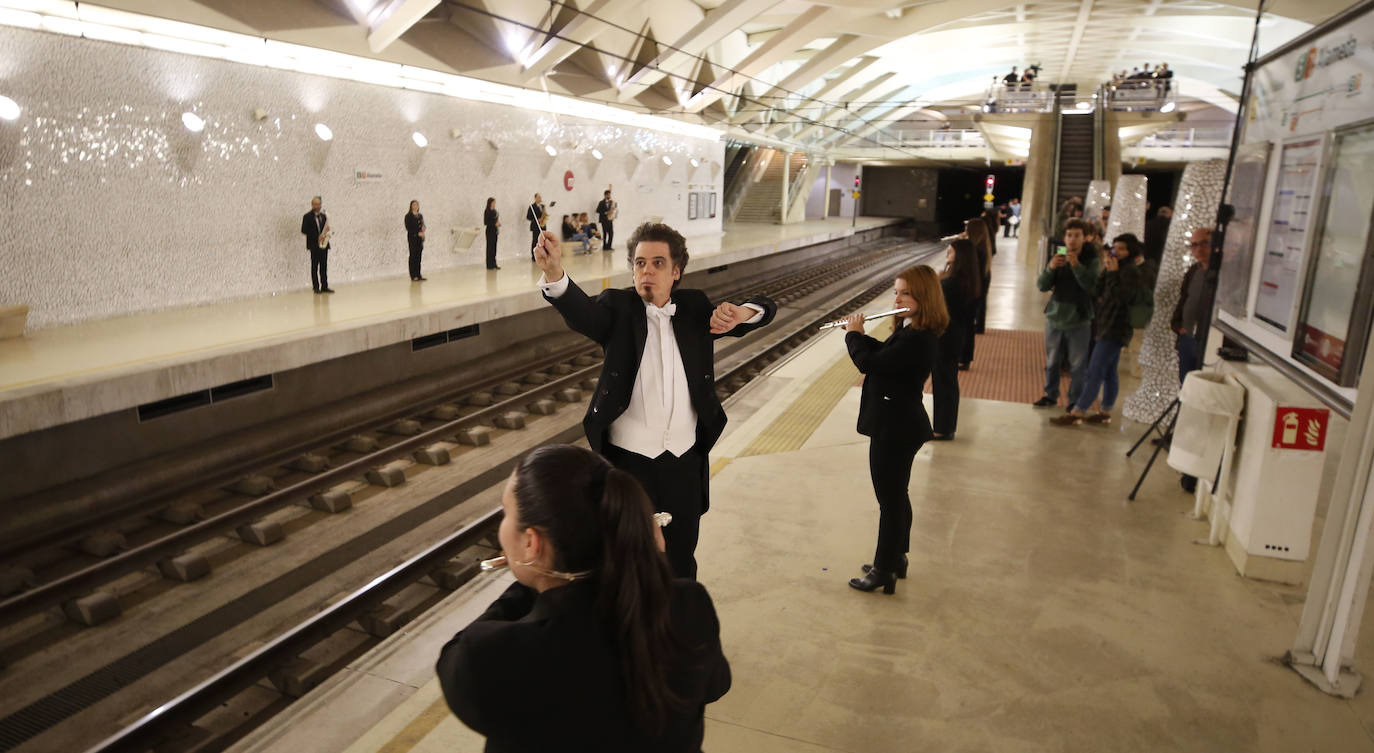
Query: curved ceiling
[[87, 0, 1345, 148]]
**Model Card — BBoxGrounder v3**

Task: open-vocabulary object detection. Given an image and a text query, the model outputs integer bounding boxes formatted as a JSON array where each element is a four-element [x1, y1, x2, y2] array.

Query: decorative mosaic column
[[1122, 159, 1228, 423], [1084, 179, 1112, 221], [1105, 174, 1146, 241]]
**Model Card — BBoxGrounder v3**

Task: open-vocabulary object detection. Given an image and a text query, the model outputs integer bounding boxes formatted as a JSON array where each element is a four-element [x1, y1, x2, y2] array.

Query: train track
[[0, 238, 940, 753]]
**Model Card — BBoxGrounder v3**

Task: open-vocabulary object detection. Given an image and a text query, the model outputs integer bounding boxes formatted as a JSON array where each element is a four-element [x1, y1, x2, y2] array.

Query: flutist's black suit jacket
[[846, 323, 937, 443], [437, 579, 731, 752], [301, 211, 327, 251], [543, 278, 775, 512]]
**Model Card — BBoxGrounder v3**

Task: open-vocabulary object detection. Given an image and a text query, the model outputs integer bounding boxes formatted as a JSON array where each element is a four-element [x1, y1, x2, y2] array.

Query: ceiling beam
[[733, 34, 877, 124], [368, 0, 441, 52], [617, 0, 782, 102], [807, 85, 910, 144], [1059, 0, 1096, 80], [521, 0, 639, 80], [789, 73, 898, 141], [683, 4, 852, 113]]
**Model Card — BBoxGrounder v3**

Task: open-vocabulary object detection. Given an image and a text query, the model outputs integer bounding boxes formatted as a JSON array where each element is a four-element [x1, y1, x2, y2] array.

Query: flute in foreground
[[818, 307, 909, 330], [480, 512, 675, 572]]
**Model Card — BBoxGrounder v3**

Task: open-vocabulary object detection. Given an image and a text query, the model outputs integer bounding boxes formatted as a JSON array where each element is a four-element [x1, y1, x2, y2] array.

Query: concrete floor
[[231, 234, 1374, 753]]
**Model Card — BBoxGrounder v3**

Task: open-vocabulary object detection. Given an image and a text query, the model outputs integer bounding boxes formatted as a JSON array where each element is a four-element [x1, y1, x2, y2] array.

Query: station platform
[[0, 217, 900, 441], [225, 246, 1374, 753]]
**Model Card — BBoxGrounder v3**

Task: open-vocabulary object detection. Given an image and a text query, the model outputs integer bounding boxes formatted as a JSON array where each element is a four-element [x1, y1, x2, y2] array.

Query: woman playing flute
[[843, 267, 946, 594], [436, 444, 731, 751]]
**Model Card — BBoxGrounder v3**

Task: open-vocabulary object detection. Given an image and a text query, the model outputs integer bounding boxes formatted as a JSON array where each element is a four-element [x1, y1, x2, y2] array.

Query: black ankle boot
[[849, 569, 896, 594], [862, 555, 908, 579]]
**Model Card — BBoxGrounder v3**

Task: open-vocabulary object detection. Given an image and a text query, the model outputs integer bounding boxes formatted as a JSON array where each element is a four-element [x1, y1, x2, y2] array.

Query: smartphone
[[1054, 245, 1067, 256]]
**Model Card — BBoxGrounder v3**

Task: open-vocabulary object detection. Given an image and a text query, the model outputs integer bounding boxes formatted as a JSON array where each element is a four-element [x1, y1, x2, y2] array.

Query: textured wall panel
[[0, 27, 723, 330], [1122, 159, 1226, 423]]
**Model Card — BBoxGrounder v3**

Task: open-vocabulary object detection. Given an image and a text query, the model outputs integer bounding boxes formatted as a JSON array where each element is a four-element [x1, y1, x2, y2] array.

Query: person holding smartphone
[[1033, 218, 1100, 409]]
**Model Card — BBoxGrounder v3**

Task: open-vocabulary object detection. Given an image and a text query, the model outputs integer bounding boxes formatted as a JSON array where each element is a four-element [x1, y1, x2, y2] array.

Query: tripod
[[1126, 398, 1180, 501]]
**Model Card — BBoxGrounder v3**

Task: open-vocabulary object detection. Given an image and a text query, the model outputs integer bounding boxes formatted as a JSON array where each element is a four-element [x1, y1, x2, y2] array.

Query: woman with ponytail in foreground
[[436, 444, 731, 752]]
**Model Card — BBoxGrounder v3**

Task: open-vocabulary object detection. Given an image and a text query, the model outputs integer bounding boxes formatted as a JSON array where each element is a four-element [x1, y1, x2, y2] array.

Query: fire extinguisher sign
[[1272, 407, 1330, 450]]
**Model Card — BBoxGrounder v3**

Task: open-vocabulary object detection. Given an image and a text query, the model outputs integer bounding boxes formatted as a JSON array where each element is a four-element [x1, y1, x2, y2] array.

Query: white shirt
[[539, 273, 762, 458]]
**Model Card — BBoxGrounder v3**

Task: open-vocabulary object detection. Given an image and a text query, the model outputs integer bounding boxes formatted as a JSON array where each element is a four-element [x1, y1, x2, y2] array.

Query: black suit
[[438, 579, 730, 752], [405, 212, 424, 279], [483, 208, 499, 269], [527, 203, 546, 260], [597, 198, 616, 250], [544, 279, 776, 577], [846, 323, 937, 572], [934, 278, 974, 436], [301, 210, 329, 292]]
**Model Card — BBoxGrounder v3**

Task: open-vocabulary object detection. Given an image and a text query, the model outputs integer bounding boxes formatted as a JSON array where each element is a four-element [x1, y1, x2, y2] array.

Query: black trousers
[[869, 438, 922, 572], [310, 247, 329, 291], [603, 444, 704, 579], [933, 326, 963, 435], [408, 237, 423, 279], [485, 229, 498, 268], [530, 229, 541, 261], [600, 220, 614, 250]]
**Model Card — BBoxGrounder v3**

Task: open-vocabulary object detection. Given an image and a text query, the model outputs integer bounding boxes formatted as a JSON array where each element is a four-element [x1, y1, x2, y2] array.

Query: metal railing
[[1105, 80, 1178, 112], [1135, 125, 1235, 148], [858, 129, 986, 150], [985, 83, 1055, 113]]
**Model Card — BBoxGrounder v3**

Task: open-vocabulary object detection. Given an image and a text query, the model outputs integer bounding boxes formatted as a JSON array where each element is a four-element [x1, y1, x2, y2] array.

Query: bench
[[0, 305, 28, 340]]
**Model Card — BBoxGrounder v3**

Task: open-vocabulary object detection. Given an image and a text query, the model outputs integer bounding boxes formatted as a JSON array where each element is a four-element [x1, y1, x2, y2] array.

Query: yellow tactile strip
[[735, 320, 891, 458]]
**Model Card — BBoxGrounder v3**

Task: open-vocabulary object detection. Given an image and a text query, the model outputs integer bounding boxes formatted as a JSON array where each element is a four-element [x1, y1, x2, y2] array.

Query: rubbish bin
[[1168, 371, 1245, 480]]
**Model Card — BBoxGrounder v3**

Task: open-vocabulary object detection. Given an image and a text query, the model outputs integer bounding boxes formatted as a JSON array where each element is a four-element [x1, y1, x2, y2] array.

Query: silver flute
[[818, 307, 909, 330], [480, 512, 674, 572]]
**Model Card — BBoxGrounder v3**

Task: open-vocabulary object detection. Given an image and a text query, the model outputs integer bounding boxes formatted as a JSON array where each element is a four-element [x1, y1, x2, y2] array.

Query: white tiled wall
[[0, 27, 724, 330]]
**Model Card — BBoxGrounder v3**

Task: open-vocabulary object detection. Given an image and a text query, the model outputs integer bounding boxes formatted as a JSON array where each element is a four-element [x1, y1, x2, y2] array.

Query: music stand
[[1126, 397, 1181, 501]]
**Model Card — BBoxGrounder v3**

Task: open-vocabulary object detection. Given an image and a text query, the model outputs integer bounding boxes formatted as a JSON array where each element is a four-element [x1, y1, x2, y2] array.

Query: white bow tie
[[646, 302, 676, 319]]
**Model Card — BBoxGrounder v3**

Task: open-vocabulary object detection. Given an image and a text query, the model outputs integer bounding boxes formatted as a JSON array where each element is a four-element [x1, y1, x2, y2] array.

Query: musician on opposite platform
[[527, 192, 547, 262], [533, 222, 777, 579], [301, 195, 333, 294], [405, 199, 426, 281], [596, 186, 617, 251]]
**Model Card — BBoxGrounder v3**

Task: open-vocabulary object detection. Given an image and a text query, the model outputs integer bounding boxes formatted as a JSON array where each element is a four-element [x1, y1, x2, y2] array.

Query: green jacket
[[1037, 251, 1101, 330]]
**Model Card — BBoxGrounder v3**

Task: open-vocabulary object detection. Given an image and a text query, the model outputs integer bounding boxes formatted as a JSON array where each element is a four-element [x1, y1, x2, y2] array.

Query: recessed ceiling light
[[412, 131, 428, 147], [591, 148, 603, 160], [0, 96, 20, 121], [1075, 101, 1092, 110], [181, 112, 205, 132], [1160, 101, 1177, 113], [662, 155, 672, 165], [545, 144, 558, 157], [314, 123, 333, 141], [690, 157, 700, 167]]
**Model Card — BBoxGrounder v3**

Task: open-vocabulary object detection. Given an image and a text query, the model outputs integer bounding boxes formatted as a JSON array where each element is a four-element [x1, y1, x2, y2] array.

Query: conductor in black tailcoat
[[533, 222, 777, 578], [301, 196, 333, 294]]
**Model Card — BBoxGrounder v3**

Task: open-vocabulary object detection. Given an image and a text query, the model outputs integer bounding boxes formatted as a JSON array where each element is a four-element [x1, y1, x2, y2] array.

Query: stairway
[[1055, 112, 1094, 210], [731, 151, 807, 224]]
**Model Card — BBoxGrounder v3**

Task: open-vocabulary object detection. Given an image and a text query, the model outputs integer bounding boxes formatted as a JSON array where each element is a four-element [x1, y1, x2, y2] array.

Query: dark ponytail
[[512, 446, 683, 734], [597, 468, 681, 733]]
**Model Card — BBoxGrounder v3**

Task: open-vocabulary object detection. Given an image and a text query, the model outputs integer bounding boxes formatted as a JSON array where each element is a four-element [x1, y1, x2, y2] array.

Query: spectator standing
[[1172, 228, 1213, 385], [1144, 206, 1172, 264], [1051, 233, 1146, 426], [1033, 218, 1101, 408], [405, 200, 426, 281]]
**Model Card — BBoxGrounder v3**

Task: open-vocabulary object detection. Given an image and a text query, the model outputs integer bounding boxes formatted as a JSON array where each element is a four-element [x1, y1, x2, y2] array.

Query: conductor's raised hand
[[533, 230, 564, 281], [843, 312, 866, 334], [710, 302, 750, 334]]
